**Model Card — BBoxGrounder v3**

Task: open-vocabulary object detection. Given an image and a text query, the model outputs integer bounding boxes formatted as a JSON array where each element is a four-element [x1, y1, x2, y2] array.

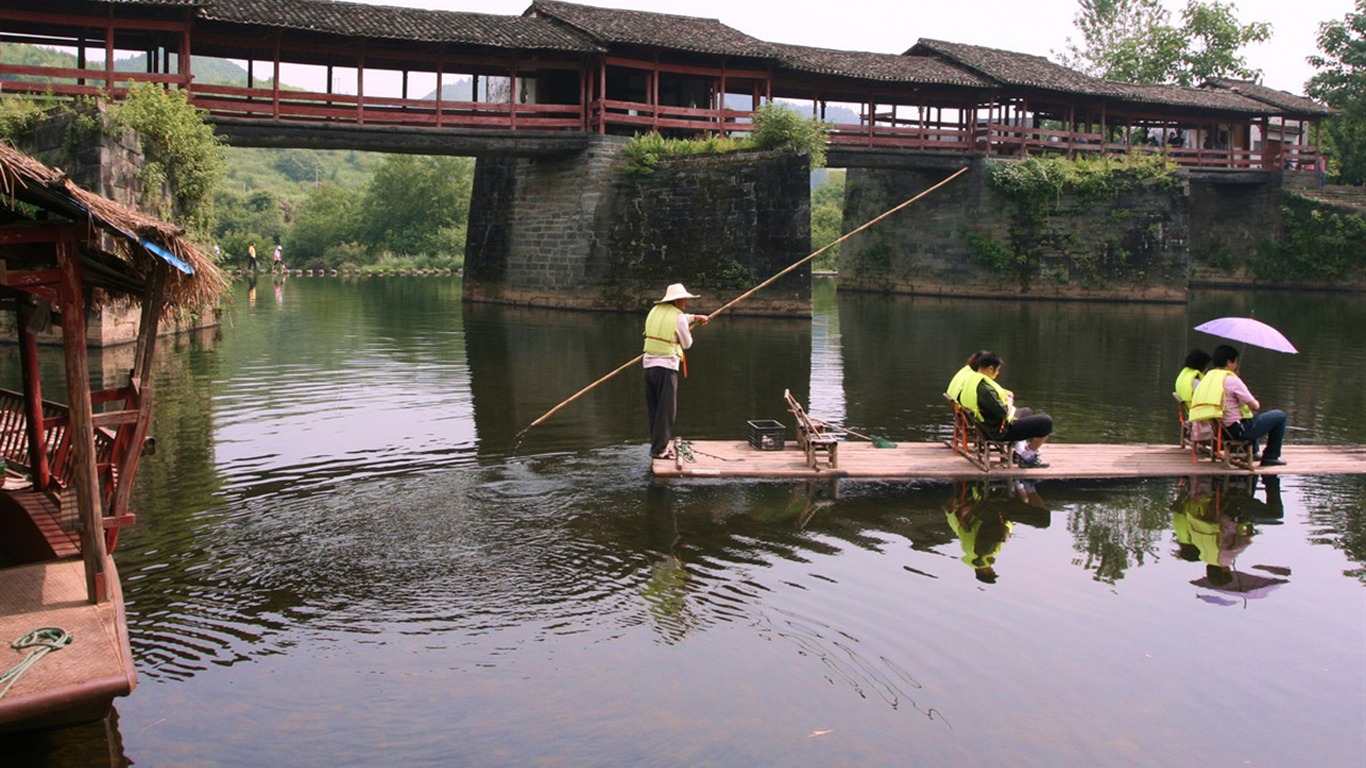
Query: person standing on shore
[[643, 283, 709, 460]]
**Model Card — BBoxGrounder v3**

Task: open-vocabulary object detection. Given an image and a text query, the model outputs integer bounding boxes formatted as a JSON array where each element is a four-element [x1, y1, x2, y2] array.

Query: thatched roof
[[0, 141, 227, 313], [529, 0, 778, 59]]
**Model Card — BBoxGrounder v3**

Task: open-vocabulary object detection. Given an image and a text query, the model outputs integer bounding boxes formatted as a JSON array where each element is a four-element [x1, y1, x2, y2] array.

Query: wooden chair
[[783, 389, 839, 469], [944, 394, 976, 456], [1189, 418, 1255, 471], [1172, 392, 1192, 448], [966, 421, 1014, 473]]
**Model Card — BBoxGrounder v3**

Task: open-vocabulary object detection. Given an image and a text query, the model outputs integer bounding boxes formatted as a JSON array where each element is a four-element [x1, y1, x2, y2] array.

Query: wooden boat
[[0, 141, 226, 732]]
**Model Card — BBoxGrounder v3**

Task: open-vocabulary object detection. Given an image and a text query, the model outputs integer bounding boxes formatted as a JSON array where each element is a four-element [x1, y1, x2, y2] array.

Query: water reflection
[[1175, 475, 1291, 606], [944, 480, 1049, 583], [5, 279, 1362, 766]]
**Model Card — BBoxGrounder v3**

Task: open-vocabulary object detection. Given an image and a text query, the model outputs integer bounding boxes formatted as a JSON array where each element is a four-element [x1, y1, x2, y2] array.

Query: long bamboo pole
[[526, 165, 970, 429]]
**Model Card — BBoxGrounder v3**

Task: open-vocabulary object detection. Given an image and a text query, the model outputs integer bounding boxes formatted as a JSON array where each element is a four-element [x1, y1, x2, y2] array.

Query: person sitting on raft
[[1174, 348, 1211, 409], [945, 350, 989, 402], [957, 351, 1054, 468], [1188, 344, 1288, 467]]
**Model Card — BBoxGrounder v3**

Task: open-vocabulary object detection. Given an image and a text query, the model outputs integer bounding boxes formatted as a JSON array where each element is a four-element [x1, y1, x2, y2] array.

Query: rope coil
[[0, 627, 73, 700]]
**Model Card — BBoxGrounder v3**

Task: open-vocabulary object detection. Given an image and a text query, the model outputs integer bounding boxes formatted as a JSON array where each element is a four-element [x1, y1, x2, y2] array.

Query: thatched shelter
[[0, 140, 227, 313]]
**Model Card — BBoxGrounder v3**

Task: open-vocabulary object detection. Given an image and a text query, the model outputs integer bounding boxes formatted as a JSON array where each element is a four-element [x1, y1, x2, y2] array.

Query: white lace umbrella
[[1193, 317, 1298, 354]]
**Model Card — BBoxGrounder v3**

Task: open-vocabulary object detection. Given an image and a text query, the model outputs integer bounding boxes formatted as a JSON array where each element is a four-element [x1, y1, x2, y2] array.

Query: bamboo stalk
[[525, 166, 971, 430]]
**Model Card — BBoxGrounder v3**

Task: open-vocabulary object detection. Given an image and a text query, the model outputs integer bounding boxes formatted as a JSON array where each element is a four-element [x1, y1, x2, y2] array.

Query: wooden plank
[[653, 441, 1366, 480]]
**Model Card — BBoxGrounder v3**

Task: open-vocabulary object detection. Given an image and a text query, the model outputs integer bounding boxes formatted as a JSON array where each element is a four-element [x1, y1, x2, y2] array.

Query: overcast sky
[[363, 0, 1350, 96]]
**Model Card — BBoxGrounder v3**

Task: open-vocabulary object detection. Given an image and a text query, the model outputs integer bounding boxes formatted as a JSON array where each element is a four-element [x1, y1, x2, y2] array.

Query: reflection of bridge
[[0, 0, 1334, 167]]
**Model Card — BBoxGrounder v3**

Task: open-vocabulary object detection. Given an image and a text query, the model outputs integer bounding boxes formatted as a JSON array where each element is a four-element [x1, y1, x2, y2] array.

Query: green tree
[[810, 170, 846, 271], [357, 154, 473, 257], [1058, 0, 1271, 85], [1306, 0, 1366, 184], [108, 83, 226, 230], [287, 182, 359, 263]]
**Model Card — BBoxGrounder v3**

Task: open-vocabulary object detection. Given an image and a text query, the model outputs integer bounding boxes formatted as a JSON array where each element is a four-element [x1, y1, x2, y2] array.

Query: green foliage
[[1307, 1, 1366, 185], [358, 154, 474, 259], [622, 131, 749, 175], [1264, 196, 1366, 281], [749, 102, 831, 167], [621, 103, 830, 174], [965, 232, 1015, 272], [810, 171, 846, 271], [107, 83, 226, 230], [989, 153, 1179, 216], [1058, 0, 1271, 85], [287, 182, 359, 264], [0, 95, 50, 139]]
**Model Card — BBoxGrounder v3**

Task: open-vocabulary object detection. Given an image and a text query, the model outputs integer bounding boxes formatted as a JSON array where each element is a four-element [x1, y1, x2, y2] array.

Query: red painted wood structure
[[0, 141, 225, 732], [0, 0, 1335, 168]]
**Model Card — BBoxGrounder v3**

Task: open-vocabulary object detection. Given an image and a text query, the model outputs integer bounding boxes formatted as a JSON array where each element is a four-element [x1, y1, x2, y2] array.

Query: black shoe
[[1013, 453, 1050, 469], [1259, 458, 1286, 467]]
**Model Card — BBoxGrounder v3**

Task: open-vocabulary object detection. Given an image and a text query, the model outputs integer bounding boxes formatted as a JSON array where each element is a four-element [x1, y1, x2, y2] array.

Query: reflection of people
[[945, 350, 987, 401], [958, 351, 1054, 468], [946, 493, 1012, 584], [1174, 348, 1211, 409], [247, 242, 258, 272], [1189, 345, 1288, 467], [944, 481, 1047, 583], [643, 283, 709, 460], [1175, 475, 1289, 601]]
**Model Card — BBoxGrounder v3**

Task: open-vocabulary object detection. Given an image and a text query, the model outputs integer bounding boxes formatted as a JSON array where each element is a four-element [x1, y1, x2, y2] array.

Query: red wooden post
[[16, 303, 51, 490]]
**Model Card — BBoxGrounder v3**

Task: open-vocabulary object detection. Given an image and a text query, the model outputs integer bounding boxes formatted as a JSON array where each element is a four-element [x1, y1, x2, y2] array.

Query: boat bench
[[783, 389, 839, 470]]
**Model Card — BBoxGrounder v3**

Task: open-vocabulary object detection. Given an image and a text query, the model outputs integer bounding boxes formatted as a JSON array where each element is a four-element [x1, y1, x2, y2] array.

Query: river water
[[5, 276, 1365, 767]]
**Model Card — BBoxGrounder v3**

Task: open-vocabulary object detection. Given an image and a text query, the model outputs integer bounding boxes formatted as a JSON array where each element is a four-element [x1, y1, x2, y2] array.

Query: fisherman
[[957, 350, 1054, 468], [643, 283, 709, 460], [1188, 345, 1288, 467]]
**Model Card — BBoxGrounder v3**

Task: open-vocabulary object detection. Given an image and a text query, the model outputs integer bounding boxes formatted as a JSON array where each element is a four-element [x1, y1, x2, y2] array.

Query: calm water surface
[[5, 276, 1365, 767]]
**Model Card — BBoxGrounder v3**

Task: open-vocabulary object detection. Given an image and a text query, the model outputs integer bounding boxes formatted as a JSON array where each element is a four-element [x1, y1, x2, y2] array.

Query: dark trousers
[[645, 366, 678, 456], [1002, 407, 1053, 441], [1227, 410, 1287, 461]]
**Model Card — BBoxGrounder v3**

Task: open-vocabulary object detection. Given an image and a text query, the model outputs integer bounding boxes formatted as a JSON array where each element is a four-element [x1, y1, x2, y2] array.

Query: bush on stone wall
[[1259, 195, 1366, 281]]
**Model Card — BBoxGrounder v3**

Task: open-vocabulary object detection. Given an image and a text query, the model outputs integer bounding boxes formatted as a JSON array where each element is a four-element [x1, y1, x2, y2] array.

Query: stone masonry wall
[[840, 157, 1191, 302], [464, 137, 812, 316], [1187, 175, 1283, 285]]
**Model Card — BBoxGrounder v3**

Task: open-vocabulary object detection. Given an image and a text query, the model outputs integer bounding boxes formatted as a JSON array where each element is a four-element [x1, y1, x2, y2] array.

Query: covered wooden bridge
[[0, 141, 226, 731], [0, 0, 1334, 167]]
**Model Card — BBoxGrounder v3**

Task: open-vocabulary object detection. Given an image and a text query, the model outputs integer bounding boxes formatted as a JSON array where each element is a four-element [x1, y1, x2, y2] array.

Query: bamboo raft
[[652, 441, 1366, 480]]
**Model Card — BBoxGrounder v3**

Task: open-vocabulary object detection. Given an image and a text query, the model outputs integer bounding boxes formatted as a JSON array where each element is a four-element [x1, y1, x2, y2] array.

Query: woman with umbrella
[[1188, 345, 1288, 467]]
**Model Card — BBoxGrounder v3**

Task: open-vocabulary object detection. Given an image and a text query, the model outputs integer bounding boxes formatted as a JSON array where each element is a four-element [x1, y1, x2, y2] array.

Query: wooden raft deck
[[652, 441, 1366, 480], [0, 556, 136, 731]]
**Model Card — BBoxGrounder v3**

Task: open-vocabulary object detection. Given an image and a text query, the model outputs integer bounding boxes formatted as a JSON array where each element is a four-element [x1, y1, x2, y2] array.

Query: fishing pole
[[525, 165, 970, 430]]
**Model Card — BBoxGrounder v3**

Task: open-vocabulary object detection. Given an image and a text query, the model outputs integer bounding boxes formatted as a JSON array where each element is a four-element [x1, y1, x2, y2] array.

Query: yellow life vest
[[956, 371, 986, 420], [945, 365, 973, 400], [1174, 366, 1201, 408], [642, 303, 682, 357], [1189, 368, 1253, 423], [957, 372, 1015, 424]]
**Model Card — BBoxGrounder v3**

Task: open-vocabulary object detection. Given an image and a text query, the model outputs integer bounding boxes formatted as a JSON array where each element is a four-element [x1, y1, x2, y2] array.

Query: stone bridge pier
[[462, 137, 813, 317]]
